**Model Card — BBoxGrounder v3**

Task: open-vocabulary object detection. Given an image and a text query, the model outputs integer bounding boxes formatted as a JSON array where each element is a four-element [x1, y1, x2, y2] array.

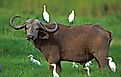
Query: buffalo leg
[[56, 61, 62, 73], [93, 50, 108, 69]]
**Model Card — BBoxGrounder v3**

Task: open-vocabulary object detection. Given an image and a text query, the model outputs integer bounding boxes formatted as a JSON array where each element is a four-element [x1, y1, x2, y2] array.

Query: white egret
[[83, 66, 90, 76], [72, 62, 79, 68], [50, 63, 59, 77], [28, 54, 42, 66], [107, 57, 116, 72], [68, 10, 75, 24], [85, 61, 92, 67], [43, 4, 49, 23]]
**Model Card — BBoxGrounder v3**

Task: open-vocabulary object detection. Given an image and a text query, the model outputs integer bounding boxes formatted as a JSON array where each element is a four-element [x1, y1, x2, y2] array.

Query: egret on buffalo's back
[[43, 4, 49, 23], [107, 57, 116, 72], [68, 10, 75, 24]]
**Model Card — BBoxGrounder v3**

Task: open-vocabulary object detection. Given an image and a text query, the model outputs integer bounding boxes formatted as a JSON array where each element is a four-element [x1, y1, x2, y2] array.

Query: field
[[0, 0, 121, 77]]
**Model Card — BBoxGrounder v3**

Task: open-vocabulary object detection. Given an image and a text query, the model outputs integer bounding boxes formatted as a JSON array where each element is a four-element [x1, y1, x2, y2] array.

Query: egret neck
[[44, 5, 46, 12], [53, 64, 57, 74]]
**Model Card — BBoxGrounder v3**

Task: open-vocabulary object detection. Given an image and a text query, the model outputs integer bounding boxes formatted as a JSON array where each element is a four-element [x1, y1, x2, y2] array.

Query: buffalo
[[9, 16, 112, 72]]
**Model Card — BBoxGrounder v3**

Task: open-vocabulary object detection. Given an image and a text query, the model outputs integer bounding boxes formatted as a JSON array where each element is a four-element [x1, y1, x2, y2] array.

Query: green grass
[[0, 0, 121, 77], [0, 15, 121, 77]]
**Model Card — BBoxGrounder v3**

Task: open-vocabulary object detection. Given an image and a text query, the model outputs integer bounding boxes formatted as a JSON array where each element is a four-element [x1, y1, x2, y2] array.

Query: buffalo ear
[[39, 30, 49, 39]]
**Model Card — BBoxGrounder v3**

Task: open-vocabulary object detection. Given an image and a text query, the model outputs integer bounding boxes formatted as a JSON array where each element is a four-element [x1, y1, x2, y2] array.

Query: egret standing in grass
[[50, 63, 59, 77], [83, 66, 90, 76], [72, 62, 79, 68], [85, 61, 92, 67], [68, 10, 75, 24], [107, 57, 116, 72], [43, 4, 49, 23], [28, 54, 42, 66]]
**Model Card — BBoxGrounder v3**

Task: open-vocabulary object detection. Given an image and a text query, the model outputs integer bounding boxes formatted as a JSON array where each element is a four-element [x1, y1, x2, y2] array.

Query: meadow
[[0, 0, 121, 77]]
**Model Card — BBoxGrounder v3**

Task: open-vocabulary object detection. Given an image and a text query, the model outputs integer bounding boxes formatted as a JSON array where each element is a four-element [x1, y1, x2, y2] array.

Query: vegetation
[[0, 0, 121, 77]]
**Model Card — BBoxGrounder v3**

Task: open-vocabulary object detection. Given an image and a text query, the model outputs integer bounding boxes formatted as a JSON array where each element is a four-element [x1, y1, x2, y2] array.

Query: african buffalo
[[9, 16, 112, 72]]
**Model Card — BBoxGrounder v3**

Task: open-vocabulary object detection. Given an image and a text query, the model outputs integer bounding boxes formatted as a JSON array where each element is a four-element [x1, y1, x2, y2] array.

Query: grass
[[0, 15, 121, 77], [0, 0, 121, 77]]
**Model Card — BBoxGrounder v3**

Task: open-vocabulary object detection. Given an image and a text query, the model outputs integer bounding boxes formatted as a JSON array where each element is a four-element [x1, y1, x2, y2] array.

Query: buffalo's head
[[9, 16, 58, 41]]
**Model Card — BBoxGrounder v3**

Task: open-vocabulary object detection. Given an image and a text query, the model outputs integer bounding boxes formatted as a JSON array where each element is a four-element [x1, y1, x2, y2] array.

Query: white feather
[[28, 54, 42, 66], [43, 4, 49, 22], [72, 62, 79, 68], [107, 57, 116, 72], [50, 63, 59, 77], [83, 66, 90, 76], [68, 10, 75, 23], [85, 61, 92, 67]]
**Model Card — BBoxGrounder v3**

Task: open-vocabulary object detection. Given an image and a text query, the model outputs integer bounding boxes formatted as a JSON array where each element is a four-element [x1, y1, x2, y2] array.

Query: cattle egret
[[72, 62, 79, 68], [85, 61, 92, 67], [107, 57, 116, 72], [50, 63, 59, 77], [83, 66, 90, 76], [68, 10, 75, 24], [43, 4, 49, 23], [28, 54, 42, 66]]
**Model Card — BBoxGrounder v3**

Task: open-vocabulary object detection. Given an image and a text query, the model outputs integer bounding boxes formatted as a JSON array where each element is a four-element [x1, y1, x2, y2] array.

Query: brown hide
[[33, 24, 112, 72]]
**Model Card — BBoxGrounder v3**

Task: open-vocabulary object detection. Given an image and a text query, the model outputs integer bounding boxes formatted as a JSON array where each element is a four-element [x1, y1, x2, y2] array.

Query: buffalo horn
[[44, 21, 59, 32], [9, 15, 25, 30]]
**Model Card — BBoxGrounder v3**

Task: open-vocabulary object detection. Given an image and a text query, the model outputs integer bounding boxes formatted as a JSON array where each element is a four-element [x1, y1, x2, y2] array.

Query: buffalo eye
[[36, 28, 39, 30]]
